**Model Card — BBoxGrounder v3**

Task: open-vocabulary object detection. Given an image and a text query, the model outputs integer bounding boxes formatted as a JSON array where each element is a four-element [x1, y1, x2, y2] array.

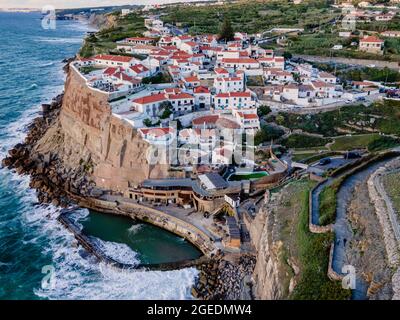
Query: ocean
[[0, 12, 198, 300]]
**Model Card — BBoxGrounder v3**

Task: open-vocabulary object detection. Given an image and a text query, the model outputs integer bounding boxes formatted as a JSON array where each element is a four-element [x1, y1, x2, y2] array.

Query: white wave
[[62, 21, 97, 33], [34, 37, 83, 44], [38, 62, 55, 68], [127, 224, 143, 235], [94, 239, 140, 265]]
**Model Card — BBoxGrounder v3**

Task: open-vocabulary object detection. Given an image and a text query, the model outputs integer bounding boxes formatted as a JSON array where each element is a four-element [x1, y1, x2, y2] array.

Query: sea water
[[0, 12, 198, 300]]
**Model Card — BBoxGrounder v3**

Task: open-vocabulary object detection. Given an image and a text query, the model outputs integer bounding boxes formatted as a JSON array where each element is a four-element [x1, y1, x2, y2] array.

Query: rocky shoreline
[[1, 93, 96, 208], [192, 255, 256, 300]]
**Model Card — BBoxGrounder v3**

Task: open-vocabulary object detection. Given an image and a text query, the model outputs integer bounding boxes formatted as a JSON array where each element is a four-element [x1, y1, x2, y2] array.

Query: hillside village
[[2, 0, 400, 302], [74, 11, 391, 151]]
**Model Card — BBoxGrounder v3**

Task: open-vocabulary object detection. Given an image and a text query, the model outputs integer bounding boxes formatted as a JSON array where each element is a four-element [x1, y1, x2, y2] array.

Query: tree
[[218, 17, 234, 42], [160, 101, 173, 119], [258, 105, 272, 117], [143, 118, 152, 127]]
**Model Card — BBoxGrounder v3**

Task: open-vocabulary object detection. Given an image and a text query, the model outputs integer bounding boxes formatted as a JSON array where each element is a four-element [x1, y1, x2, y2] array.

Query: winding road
[[310, 157, 398, 299]]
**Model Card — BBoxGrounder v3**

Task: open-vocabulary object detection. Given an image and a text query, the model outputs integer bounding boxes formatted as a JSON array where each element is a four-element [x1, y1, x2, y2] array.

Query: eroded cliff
[[34, 67, 172, 192]]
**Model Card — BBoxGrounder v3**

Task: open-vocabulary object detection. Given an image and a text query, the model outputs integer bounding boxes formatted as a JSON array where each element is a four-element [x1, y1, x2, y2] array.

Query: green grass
[[282, 134, 329, 149], [227, 171, 268, 181], [301, 152, 341, 165], [158, 0, 339, 35], [382, 172, 400, 218], [330, 134, 380, 151], [318, 179, 342, 226], [292, 152, 319, 162], [289, 180, 351, 300], [246, 75, 264, 86], [331, 134, 399, 152], [79, 12, 146, 57], [142, 72, 172, 84], [268, 100, 400, 137]]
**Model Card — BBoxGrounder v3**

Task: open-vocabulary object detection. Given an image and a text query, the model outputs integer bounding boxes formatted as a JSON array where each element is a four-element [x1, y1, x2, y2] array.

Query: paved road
[[294, 54, 399, 71]]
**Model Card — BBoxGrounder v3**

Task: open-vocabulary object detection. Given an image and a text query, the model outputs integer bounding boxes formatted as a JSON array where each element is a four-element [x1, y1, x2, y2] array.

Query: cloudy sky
[[0, 0, 194, 9]]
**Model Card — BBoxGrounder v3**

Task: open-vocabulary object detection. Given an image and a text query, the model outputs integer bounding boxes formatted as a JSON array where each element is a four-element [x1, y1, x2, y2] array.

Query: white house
[[213, 76, 244, 93], [129, 64, 151, 78], [318, 72, 337, 84], [132, 93, 167, 116], [139, 127, 175, 145], [167, 92, 195, 114], [264, 68, 294, 84], [359, 36, 384, 55], [214, 91, 256, 111], [180, 41, 200, 54], [310, 81, 338, 98], [94, 54, 138, 69], [258, 56, 285, 70], [220, 58, 260, 71], [233, 111, 260, 132], [381, 30, 400, 38], [124, 37, 155, 45], [214, 67, 230, 78], [193, 86, 211, 109], [182, 75, 201, 88]]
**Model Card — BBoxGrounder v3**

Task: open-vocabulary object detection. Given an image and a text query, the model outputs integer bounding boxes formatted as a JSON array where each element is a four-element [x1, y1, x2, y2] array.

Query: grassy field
[[80, 12, 146, 57], [382, 172, 400, 218], [158, 0, 338, 35], [288, 179, 351, 300], [282, 134, 330, 149], [330, 134, 399, 152], [330, 134, 380, 151], [318, 179, 342, 226], [284, 14, 400, 62], [268, 100, 400, 138]]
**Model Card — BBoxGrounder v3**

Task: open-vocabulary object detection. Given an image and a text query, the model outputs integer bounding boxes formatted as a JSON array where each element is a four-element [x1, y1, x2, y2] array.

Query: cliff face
[[249, 187, 301, 300], [250, 204, 292, 299], [34, 67, 171, 191]]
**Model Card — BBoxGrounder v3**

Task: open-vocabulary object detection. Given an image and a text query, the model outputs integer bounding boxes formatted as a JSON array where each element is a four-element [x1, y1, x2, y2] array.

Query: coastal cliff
[[249, 186, 302, 300], [33, 67, 172, 192], [2, 64, 176, 208]]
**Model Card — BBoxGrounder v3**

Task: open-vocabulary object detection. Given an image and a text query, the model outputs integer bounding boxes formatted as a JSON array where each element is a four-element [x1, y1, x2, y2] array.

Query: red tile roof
[[132, 93, 166, 104], [222, 58, 259, 64], [184, 76, 200, 83], [130, 64, 149, 74], [168, 93, 193, 100], [126, 37, 154, 42], [139, 127, 174, 137], [360, 36, 384, 43], [193, 86, 210, 94], [94, 54, 134, 63], [214, 67, 229, 74]]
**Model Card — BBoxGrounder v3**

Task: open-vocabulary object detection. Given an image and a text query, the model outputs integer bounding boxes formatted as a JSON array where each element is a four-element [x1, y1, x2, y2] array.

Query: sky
[[0, 0, 197, 9]]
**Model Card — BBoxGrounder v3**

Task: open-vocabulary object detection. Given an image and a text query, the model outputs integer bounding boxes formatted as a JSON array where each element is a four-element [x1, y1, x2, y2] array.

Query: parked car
[[344, 152, 361, 159], [319, 158, 331, 165]]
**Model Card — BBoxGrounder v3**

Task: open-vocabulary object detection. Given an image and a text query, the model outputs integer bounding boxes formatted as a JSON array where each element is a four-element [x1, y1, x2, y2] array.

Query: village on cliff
[[68, 11, 393, 252]]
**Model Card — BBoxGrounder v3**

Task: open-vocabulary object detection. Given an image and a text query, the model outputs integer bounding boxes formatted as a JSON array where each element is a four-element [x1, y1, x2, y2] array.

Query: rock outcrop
[[249, 187, 301, 300], [34, 66, 173, 192]]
